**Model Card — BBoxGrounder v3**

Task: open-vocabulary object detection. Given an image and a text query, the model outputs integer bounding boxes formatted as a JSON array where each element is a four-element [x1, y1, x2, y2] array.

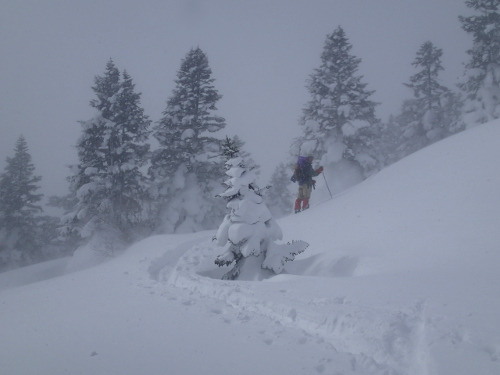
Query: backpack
[[291, 156, 309, 183]]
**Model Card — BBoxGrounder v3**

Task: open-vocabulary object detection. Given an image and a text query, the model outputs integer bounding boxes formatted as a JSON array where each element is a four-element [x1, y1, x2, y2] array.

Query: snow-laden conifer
[[65, 60, 151, 247], [215, 152, 307, 280], [396, 41, 465, 159], [150, 48, 226, 233], [459, 0, 500, 124], [221, 135, 260, 174], [297, 26, 379, 180], [0, 136, 43, 269]]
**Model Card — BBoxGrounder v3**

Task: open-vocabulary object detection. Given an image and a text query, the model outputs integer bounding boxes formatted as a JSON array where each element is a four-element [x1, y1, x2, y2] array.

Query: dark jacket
[[293, 156, 321, 186]]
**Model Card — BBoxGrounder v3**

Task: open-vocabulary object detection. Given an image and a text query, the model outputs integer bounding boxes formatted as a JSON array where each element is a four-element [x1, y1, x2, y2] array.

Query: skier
[[291, 156, 323, 213]]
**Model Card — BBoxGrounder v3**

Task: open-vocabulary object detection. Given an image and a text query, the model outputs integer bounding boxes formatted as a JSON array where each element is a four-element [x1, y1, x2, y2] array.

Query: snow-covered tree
[[265, 162, 294, 218], [65, 60, 151, 245], [0, 136, 43, 269], [109, 69, 152, 230], [221, 135, 260, 175], [220, 135, 240, 161], [221, 134, 262, 192], [297, 26, 379, 179], [214, 155, 307, 280], [407, 42, 449, 108], [396, 41, 465, 158], [370, 115, 403, 167], [459, 0, 500, 124], [149, 47, 226, 233]]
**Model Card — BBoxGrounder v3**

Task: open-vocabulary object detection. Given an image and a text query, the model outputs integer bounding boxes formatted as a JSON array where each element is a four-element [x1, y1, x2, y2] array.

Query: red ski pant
[[294, 184, 312, 210]]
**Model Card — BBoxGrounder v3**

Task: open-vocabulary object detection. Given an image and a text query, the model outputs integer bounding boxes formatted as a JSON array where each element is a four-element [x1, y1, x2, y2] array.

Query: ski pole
[[322, 171, 333, 199]]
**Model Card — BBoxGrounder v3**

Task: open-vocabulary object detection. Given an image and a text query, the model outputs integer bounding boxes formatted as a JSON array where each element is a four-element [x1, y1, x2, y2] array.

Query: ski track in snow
[[131, 235, 469, 375]]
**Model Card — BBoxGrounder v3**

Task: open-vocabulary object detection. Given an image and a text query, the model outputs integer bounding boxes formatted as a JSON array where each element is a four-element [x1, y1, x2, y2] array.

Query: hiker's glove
[[317, 166, 323, 173], [290, 175, 296, 183]]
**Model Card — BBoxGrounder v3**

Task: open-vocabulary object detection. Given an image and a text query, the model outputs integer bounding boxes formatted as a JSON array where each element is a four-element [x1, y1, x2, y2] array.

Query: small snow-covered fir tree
[[214, 153, 308, 280], [65, 60, 151, 247], [265, 162, 294, 218], [459, 0, 500, 124], [297, 26, 379, 180], [221, 135, 260, 175], [0, 136, 43, 269], [149, 47, 226, 233], [396, 41, 465, 159]]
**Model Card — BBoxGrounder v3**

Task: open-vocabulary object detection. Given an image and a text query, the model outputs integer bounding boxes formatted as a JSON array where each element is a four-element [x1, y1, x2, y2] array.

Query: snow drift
[[1, 120, 499, 375]]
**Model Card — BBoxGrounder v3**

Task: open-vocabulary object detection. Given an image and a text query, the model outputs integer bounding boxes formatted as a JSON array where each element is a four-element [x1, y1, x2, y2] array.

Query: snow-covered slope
[[1, 121, 499, 375]]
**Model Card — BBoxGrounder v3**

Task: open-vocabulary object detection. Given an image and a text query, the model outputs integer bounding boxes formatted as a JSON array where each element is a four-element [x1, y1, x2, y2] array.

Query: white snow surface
[[1, 121, 500, 374]]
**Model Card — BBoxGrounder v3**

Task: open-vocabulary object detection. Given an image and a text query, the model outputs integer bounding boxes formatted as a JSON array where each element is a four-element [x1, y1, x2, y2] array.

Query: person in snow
[[291, 155, 323, 213]]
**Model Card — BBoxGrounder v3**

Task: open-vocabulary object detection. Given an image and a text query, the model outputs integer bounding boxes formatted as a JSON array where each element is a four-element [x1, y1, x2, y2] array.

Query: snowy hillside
[[1, 121, 499, 375]]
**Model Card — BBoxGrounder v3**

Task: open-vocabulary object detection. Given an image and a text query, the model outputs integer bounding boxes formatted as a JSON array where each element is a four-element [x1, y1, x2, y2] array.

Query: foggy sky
[[1, 0, 471, 200]]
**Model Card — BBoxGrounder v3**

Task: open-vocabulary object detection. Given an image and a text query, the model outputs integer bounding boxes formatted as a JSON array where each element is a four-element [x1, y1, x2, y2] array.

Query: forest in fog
[[1, 0, 498, 271]]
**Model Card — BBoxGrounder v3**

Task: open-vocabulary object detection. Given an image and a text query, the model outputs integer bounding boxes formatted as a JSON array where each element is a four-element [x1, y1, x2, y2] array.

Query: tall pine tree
[[459, 0, 500, 124], [297, 26, 379, 181], [65, 60, 151, 245], [150, 47, 226, 233], [0, 136, 43, 269], [396, 41, 464, 158]]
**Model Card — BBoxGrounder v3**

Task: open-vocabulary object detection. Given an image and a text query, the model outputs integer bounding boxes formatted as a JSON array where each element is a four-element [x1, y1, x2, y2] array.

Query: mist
[[1, 0, 471, 198]]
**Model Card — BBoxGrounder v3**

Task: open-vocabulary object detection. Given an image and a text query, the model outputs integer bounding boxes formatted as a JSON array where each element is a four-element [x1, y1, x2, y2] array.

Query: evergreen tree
[[407, 42, 448, 110], [0, 136, 43, 269], [65, 60, 151, 245], [372, 115, 403, 167], [459, 0, 500, 124], [150, 47, 226, 233], [298, 26, 379, 178], [221, 135, 260, 175], [396, 42, 464, 159], [109, 70, 151, 230], [265, 162, 294, 218], [47, 192, 80, 244], [441, 90, 466, 135], [37, 213, 70, 262], [220, 135, 240, 161], [214, 154, 307, 280]]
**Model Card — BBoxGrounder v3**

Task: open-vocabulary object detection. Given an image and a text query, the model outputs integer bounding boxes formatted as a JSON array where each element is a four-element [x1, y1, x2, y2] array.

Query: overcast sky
[[1, 0, 472, 199]]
